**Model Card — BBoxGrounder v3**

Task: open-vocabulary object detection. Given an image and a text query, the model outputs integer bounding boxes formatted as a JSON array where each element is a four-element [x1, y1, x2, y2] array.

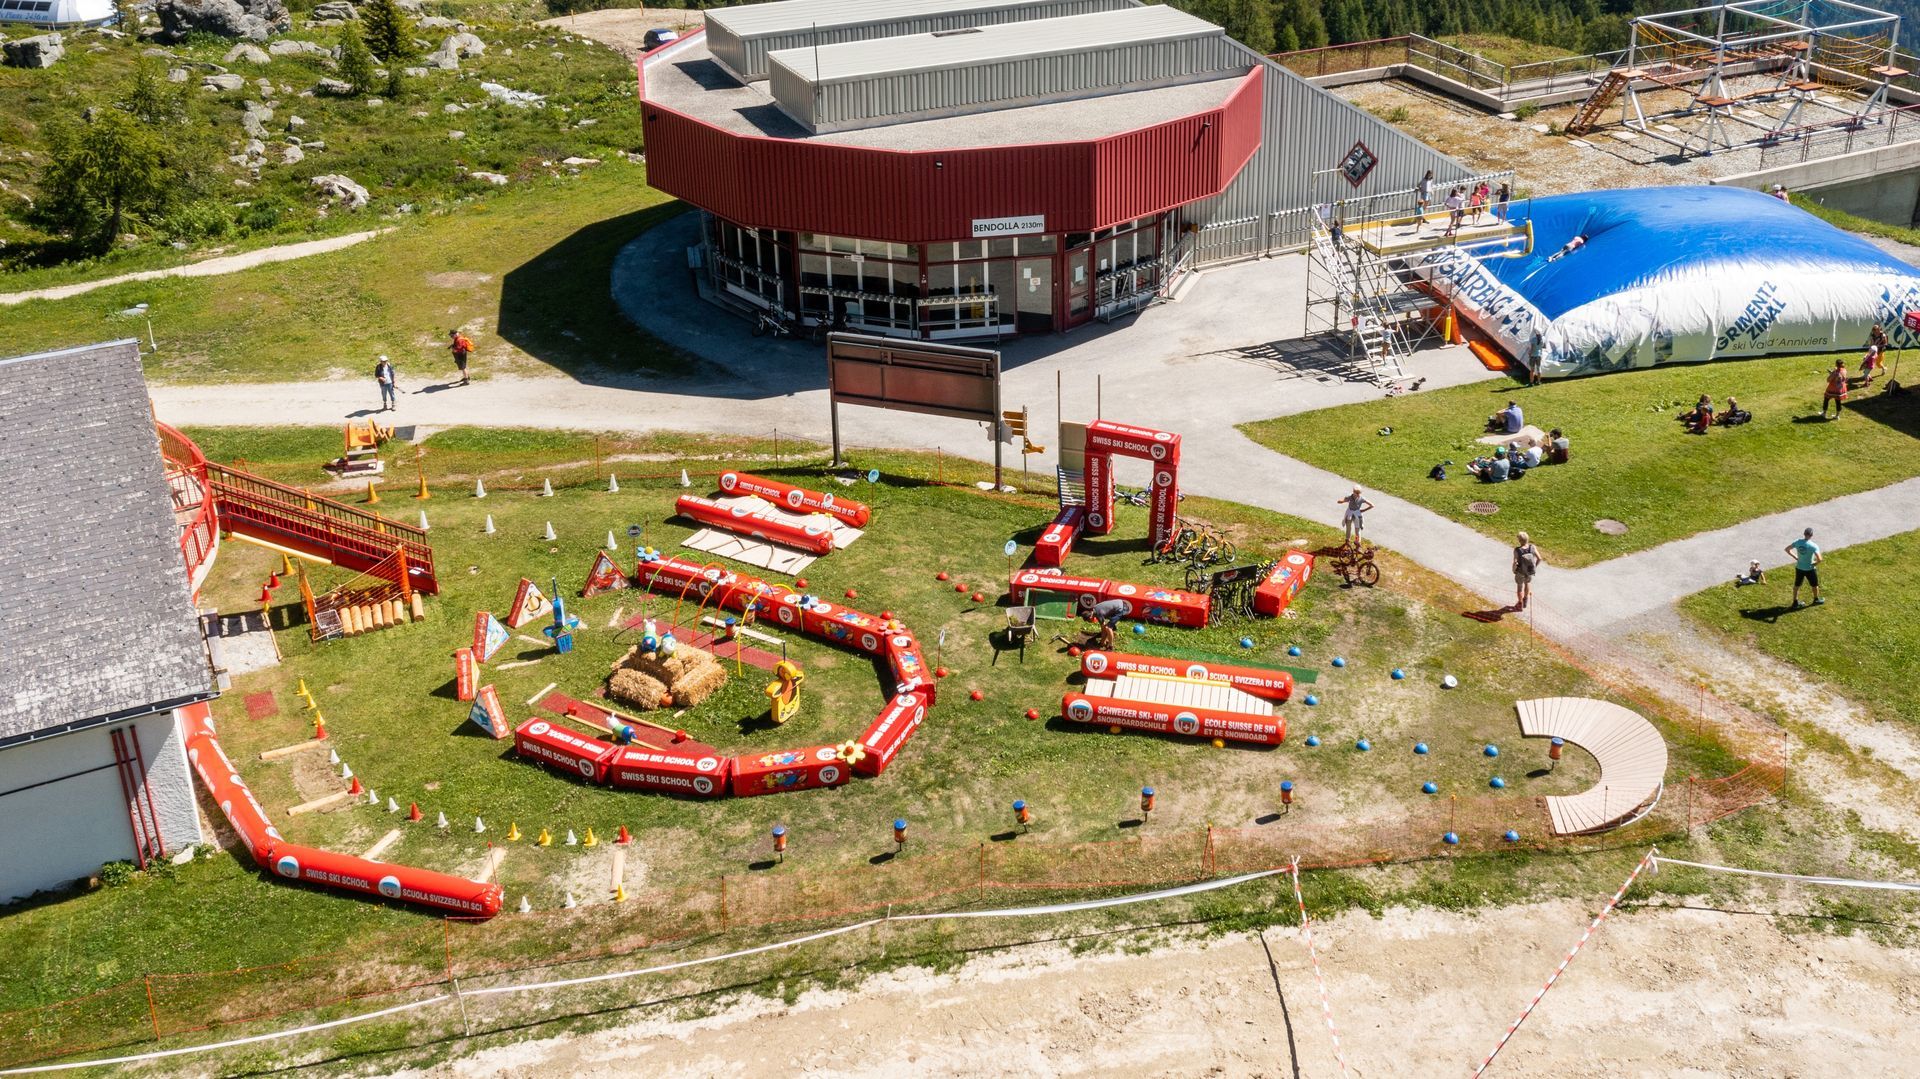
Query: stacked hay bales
[[607, 643, 728, 711]]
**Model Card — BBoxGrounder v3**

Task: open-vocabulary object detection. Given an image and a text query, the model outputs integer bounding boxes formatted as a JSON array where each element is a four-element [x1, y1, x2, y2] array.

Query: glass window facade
[[699, 214, 1168, 339]]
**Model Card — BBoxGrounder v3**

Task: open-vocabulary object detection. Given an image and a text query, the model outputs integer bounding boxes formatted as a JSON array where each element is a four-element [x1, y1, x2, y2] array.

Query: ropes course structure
[[1565, 0, 1913, 156]]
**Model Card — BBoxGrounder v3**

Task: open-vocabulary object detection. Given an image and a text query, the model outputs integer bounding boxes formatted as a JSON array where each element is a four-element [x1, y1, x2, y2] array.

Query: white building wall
[[0, 711, 202, 904]]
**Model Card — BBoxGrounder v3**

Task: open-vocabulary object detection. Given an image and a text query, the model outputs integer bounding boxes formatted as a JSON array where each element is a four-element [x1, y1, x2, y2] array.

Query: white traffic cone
[[607, 474, 620, 493], [518, 895, 531, 913], [543, 521, 557, 541], [484, 514, 496, 534], [475, 816, 487, 833], [474, 477, 487, 498], [329, 748, 340, 765], [436, 811, 449, 829], [340, 763, 353, 780], [541, 478, 554, 497], [387, 797, 400, 813], [565, 829, 578, 846], [418, 510, 430, 531], [366, 788, 378, 805], [563, 891, 577, 909], [679, 468, 691, 488], [607, 530, 617, 551]]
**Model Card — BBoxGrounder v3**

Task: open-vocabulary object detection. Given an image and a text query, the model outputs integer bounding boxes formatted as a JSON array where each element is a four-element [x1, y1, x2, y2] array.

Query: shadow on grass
[[1737, 603, 1814, 624]]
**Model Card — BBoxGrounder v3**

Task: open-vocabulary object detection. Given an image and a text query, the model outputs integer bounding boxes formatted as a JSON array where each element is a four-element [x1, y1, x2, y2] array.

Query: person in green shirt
[[1785, 527, 1823, 608]]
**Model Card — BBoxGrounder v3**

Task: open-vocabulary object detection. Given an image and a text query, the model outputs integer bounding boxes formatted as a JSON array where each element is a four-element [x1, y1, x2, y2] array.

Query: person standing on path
[[1415, 170, 1435, 232], [1511, 531, 1542, 611], [1337, 486, 1373, 544], [1786, 527, 1824, 608], [1821, 358, 1850, 419], [374, 354, 397, 412], [448, 328, 474, 386]]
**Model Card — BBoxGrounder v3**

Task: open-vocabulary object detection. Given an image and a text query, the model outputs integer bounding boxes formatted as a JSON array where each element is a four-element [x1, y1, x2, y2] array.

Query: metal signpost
[[826, 333, 1004, 488]]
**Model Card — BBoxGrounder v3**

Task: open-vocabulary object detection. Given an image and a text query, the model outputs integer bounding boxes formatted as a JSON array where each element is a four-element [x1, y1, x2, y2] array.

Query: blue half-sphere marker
[[1422, 781, 1438, 795], [1331, 656, 1347, 668], [1443, 831, 1460, 845], [1391, 668, 1405, 680], [1490, 776, 1507, 789], [1304, 694, 1319, 706], [1132, 624, 1147, 635], [1483, 744, 1500, 758], [1239, 637, 1254, 649], [1304, 735, 1321, 747], [1504, 830, 1520, 842], [1414, 742, 1429, 755], [1355, 738, 1371, 752], [1287, 645, 1302, 657]]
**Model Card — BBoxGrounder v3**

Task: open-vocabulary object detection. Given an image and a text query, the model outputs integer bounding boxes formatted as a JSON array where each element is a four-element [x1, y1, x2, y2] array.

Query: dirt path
[[0, 229, 392, 307], [539, 7, 705, 59], [416, 898, 1920, 1077]]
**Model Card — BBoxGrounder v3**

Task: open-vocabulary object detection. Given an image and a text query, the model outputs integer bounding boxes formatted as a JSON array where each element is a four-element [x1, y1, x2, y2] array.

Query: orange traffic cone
[[616, 824, 632, 845], [266, 571, 281, 590], [348, 776, 363, 796], [257, 586, 272, 604], [313, 716, 328, 740], [408, 801, 423, 822]]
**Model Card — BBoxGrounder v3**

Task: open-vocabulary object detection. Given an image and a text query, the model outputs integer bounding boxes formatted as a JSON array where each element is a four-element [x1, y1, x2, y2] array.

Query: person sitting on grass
[[1513, 440, 1544, 469], [1486, 399, 1524, 434], [1547, 428, 1571, 463], [1734, 559, 1766, 587], [1468, 447, 1511, 483], [1683, 393, 1715, 434], [1718, 397, 1752, 426]]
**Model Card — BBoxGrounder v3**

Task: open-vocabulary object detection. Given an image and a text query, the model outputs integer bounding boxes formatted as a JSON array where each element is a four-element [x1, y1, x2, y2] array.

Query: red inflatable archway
[[1036, 420, 1181, 567]]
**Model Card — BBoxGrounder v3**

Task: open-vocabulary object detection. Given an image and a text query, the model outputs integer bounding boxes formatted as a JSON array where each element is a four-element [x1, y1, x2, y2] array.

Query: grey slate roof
[[0, 340, 214, 746]]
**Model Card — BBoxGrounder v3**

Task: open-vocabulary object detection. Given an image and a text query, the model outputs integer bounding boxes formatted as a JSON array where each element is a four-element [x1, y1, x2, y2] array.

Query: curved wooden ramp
[[1516, 697, 1668, 836]]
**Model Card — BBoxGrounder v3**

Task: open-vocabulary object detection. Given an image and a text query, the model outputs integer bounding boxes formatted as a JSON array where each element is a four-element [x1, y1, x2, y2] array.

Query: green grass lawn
[[0, 429, 1750, 1018], [0, 167, 688, 382], [1240, 352, 1920, 567], [1682, 528, 1920, 728]]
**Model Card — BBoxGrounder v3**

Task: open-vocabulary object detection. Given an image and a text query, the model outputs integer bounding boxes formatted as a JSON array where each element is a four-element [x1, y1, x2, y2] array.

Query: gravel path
[[0, 229, 393, 306]]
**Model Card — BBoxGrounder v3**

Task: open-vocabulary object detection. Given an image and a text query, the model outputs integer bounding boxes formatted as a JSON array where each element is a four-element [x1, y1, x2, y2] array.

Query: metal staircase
[[1567, 69, 1632, 135], [1308, 216, 1411, 382]]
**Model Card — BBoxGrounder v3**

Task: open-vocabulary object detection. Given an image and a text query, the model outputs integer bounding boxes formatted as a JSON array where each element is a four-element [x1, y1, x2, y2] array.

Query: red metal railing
[[204, 464, 437, 594], [155, 422, 220, 594]]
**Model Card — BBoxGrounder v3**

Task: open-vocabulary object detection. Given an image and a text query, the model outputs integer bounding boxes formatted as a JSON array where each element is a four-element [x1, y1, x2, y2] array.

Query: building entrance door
[[1064, 247, 1093, 329], [1015, 258, 1053, 334]]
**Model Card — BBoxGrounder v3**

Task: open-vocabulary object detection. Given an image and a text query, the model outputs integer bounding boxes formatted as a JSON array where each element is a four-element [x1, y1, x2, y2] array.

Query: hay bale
[[668, 653, 727, 708], [608, 669, 669, 711]]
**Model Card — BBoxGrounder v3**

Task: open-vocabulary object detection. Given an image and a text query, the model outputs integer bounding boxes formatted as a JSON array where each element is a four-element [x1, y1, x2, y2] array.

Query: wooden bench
[[1515, 697, 1669, 836]]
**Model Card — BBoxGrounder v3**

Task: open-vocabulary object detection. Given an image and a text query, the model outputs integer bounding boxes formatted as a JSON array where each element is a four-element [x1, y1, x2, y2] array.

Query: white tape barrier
[[1288, 858, 1349, 1076], [1652, 856, 1920, 893], [2, 870, 1282, 1075]]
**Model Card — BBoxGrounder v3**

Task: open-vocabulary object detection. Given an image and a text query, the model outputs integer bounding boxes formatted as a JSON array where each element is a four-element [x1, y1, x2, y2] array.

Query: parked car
[[642, 28, 680, 51]]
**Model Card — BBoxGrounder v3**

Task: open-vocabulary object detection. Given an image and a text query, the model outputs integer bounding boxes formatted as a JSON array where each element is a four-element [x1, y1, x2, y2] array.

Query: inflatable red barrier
[[882, 631, 935, 701], [454, 646, 478, 702], [513, 718, 620, 784], [1008, 569, 1107, 611], [1254, 549, 1314, 616], [177, 703, 502, 917], [856, 691, 928, 776], [179, 706, 277, 864], [718, 471, 871, 528], [1098, 580, 1210, 627], [269, 843, 502, 916], [1085, 419, 1182, 464], [1061, 692, 1285, 746], [675, 493, 835, 555], [608, 745, 731, 797], [730, 745, 852, 796], [1084, 451, 1114, 535], [1079, 650, 1294, 702], [1034, 506, 1083, 567]]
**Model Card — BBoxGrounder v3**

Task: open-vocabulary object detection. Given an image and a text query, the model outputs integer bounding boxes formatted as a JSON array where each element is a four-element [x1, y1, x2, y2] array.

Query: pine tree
[[338, 23, 378, 97], [39, 107, 171, 248], [360, 0, 417, 64]]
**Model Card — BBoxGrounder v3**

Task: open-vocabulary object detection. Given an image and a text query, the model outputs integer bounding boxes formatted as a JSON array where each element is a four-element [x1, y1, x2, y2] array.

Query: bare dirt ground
[[417, 898, 1920, 1077], [538, 7, 705, 60]]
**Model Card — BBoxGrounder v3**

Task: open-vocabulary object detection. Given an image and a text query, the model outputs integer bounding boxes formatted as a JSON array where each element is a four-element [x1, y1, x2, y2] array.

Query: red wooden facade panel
[[642, 69, 1264, 243]]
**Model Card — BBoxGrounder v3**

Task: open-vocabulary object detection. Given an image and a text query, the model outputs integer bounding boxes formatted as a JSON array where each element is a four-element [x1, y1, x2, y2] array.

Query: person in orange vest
[[447, 328, 475, 386]]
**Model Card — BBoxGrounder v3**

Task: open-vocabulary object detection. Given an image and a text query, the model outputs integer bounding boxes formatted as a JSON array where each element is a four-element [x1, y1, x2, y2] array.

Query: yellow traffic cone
[[537, 826, 552, 847], [414, 473, 430, 500], [506, 821, 522, 842], [582, 827, 598, 848], [614, 884, 626, 902], [364, 480, 380, 504]]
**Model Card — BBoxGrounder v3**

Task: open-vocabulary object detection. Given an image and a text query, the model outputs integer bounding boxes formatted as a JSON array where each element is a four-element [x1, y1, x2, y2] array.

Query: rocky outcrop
[[222, 42, 269, 64], [155, 0, 290, 44], [310, 173, 368, 209], [2, 33, 65, 69]]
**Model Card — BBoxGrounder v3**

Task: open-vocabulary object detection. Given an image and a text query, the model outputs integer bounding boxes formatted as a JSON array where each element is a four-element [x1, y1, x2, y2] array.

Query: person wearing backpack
[[448, 328, 475, 386]]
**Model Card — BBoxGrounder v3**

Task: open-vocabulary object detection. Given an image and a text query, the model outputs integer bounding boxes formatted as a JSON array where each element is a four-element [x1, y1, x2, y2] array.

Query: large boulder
[[310, 173, 368, 209], [268, 39, 332, 59], [222, 42, 269, 64], [313, 76, 352, 95], [441, 31, 483, 58], [156, 0, 289, 43], [3, 33, 65, 69], [415, 15, 461, 30], [310, 0, 355, 20], [202, 72, 245, 91]]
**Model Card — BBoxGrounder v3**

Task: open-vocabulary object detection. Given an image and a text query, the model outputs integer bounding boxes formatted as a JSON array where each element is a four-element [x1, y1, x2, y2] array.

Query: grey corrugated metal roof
[[0, 341, 214, 745], [710, 0, 1071, 39], [770, 5, 1217, 83]]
